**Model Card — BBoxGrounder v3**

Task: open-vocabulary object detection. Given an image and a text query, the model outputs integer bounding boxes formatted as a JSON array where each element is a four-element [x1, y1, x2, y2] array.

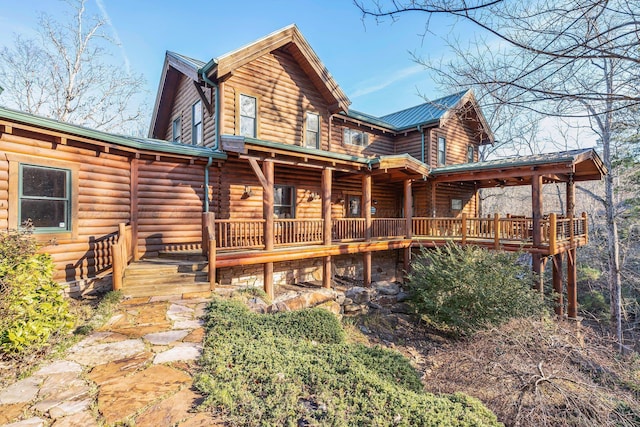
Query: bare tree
[[0, 0, 147, 134], [357, 0, 640, 350]]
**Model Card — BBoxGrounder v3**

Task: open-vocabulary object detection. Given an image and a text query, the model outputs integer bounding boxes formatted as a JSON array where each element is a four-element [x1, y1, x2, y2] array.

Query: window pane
[[240, 117, 255, 138], [193, 101, 202, 123], [274, 207, 292, 218], [21, 199, 67, 228], [240, 95, 256, 117], [306, 130, 318, 148], [22, 166, 67, 198], [172, 118, 181, 142], [306, 113, 319, 131]]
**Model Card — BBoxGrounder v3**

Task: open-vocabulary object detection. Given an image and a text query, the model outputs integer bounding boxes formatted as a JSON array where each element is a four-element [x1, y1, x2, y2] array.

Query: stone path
[[0, 293, 223, 427]]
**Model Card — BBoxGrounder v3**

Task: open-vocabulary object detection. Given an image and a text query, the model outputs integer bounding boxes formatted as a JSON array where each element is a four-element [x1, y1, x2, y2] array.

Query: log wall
[[137, 160, 206, 256], [1, 132, 131, 284], [163, 73, 216, 147]]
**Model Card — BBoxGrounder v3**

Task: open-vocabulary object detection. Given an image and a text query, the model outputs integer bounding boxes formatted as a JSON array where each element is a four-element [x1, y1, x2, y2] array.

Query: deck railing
[[274, 218, 324, 246], [332, 218, 366, 241], [111, 222, 133, 291], [211, 214, 588, 252]]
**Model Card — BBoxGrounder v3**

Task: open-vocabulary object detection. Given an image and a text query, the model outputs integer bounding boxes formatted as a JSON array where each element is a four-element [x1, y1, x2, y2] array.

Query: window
[[239, 94, 257, 138], [347, 195, 361, 218], [344, 128, 368, 147], [172, 117, 181, 142], [467, 145, 475, 163], [274, 185, 295, 218], [451, 198, 463, 211], [305, 112, 320, 149], [192, 101, 203, 145], [437, 136, 446, 166], [19, 164, 70, 232]]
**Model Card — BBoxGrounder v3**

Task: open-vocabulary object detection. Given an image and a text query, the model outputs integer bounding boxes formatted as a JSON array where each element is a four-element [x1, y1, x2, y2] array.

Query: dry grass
[[421, 317, 640, 426]]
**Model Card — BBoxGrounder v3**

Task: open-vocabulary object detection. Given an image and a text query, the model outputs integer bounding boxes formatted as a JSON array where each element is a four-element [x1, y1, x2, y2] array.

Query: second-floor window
[[274, 185, 295, 218], [344, 128, 368, 147], [467, 145, 475, 163], [437, 136, 446, 166], [172, 117, 181, 142], [305, 112, 320, 149], [192, 101, 203, 145], [240, 94, 257, 138]]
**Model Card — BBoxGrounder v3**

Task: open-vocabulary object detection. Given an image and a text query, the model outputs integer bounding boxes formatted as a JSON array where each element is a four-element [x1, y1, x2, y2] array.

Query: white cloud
[[351, 64, 424, 98], [95, 0, 131, 75]]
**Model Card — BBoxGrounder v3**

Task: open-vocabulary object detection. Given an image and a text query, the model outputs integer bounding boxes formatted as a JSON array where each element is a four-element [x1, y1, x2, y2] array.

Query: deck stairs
[[121, 251, 213, 298]]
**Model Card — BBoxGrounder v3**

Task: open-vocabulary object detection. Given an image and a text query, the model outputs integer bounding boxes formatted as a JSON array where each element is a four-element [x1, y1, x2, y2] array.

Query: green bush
[[406, 243, 547, 337], [0, 229, 74, 354], [195, 298, 501, 426]]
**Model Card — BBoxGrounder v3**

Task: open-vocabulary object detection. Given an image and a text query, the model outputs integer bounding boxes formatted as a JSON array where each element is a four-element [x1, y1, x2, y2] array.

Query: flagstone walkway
[[0, 293, 224, 427]]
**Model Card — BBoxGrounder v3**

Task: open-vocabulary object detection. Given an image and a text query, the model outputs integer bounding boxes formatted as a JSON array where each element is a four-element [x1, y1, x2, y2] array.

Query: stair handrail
[[112, 222, 133, 291]]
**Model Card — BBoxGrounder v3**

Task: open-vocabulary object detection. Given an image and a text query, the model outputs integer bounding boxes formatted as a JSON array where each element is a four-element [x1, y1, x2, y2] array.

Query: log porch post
[[552, 252, 564, 316], [363, 174, 372, 286], [531, 174, 545, 292], [322, 168, 332, 289], [403, 179, 412, 274], [566, 176, 578, 318], [263, 160, 274, 299], [130, 157, 139, 261]]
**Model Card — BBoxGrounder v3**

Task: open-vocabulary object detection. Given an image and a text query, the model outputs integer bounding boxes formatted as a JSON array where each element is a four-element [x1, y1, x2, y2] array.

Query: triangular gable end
[[206, 24, 351, 113], [149, 51, 206, 138], [442, 90, 494, 145]]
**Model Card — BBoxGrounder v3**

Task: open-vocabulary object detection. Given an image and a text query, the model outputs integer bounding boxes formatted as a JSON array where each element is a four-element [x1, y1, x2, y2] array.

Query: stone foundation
[[216, 250, 403, 289]]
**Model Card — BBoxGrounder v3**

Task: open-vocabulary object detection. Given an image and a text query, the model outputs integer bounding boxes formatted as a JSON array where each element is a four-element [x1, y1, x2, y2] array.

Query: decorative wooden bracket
[[248, 158, 269, 190], [193, 81, 213, 116]]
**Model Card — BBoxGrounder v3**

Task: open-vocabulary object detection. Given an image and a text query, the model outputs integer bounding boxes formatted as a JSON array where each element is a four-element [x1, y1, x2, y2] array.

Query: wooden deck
[[210, 213, 587, 267]]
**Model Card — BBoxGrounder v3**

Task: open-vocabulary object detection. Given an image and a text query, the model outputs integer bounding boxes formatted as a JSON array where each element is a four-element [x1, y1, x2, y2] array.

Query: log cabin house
[[0, 25, 605, 317]]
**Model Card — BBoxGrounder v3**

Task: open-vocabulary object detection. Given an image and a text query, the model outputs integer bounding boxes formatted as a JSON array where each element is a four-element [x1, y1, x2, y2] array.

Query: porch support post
[[531, 174, 544, 292], [566, 175, 578, 318], [567, 248, 578, 318], [552, 253, 564, 316], [403, 179, 412, 274], [263, 160, 274, 299], [322, 168, 332, 289], [363, 174, 372, 286], [130, 158, 140, 261], [430, 180, 437, 217]]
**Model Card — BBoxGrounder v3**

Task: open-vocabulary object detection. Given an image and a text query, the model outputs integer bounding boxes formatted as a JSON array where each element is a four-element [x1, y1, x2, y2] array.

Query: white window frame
[[192, 101, 203, 145], [437, 136, 446, 166], [344, 128, 369, 147], [239, 94, 257, 138], [305, 112, 320, 149]]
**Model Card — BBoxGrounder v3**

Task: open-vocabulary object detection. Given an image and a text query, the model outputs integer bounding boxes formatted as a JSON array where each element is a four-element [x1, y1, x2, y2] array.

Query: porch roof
[[431, 148, 606, 187], [370, 154, 430, 181], [0, 106, 227, 160]]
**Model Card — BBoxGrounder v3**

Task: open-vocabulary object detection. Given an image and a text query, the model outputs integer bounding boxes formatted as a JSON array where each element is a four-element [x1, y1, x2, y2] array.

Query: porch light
[[309, 191, 319, 201], [243, 185, 254, 197]]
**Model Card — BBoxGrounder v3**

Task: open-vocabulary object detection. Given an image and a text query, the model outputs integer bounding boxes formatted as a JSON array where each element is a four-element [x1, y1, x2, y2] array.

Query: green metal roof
[[0, 106, 226, 159], [343, 90, 470, 132], [241, 135, 371, 165], [431, 148, 601, 175]]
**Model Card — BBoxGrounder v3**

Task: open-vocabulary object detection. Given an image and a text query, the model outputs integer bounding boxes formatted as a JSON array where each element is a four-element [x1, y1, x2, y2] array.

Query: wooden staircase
[[121, 251, 212, 297]]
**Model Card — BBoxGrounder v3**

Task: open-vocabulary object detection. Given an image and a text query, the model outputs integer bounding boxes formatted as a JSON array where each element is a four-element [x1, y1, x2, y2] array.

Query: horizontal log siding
[[412, 181, 430, 217], [433, 112, 481, 168], [394, 131, 425, 162], [432, 182, 477, 217], [222, 49, 331, 148], [137, 160, 205, 256], [0, 157, 8, 230], [1, 134, 131, 282], [163, 73, 216, 147]]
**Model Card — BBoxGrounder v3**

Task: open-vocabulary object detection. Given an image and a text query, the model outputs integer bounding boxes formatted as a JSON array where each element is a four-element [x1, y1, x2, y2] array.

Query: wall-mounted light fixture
[[308, 191, 319, 201], [243, 185, 254, 198], [373, 199, 378, 205]]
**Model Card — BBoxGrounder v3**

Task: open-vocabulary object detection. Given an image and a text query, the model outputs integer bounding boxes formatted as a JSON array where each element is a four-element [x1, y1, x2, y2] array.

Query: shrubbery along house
[[0, 25, 606, 317]]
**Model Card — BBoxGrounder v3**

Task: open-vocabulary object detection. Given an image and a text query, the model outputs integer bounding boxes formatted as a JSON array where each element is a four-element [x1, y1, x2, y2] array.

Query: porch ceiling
[[430, 148, 606, 188]]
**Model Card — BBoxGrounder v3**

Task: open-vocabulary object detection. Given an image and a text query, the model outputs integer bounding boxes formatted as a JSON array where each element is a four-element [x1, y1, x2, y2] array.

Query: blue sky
[[0, 0, 475, 117]]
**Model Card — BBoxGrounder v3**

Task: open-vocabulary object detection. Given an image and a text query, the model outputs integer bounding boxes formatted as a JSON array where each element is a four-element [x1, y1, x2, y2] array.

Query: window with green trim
[[19, 164, 71, 232]]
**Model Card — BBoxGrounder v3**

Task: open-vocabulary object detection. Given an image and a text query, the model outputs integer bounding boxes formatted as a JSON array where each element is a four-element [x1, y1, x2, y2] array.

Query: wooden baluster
[[494, 213, 500, 250]]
